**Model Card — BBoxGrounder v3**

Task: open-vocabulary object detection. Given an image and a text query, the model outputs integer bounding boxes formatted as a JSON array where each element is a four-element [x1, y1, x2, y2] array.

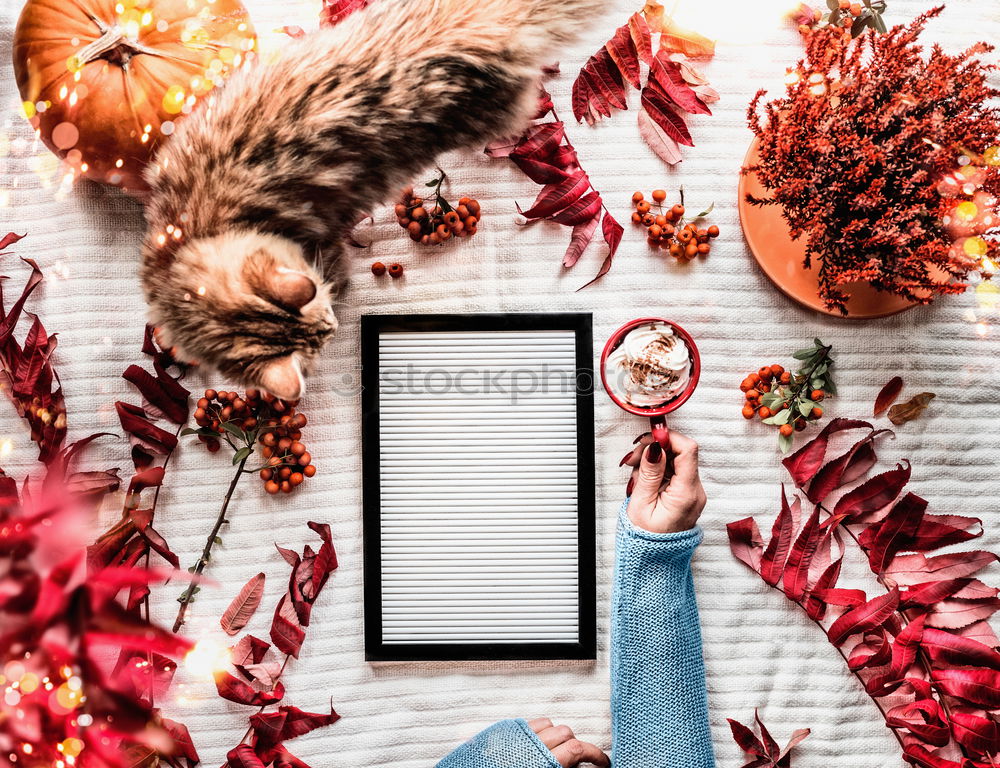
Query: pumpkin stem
[[73, 13, 166, 70]]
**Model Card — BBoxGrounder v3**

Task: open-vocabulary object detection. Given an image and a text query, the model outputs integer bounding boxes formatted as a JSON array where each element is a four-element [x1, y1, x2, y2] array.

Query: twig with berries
[[631, 188, 718, 262], [173, 389, 315, 631], [739, 339, 836, 453], [394, 168, 481, 246], [793, 0, 888, 39]]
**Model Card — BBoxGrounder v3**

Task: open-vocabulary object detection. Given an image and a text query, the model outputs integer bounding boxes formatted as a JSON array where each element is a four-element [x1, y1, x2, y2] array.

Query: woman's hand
[[528, 718, 610, 767], [622, 430, 706, 534]]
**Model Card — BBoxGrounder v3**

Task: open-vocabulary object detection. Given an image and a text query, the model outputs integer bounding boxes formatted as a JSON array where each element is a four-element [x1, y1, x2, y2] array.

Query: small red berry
[[388, 263, 404, 278], [371, 261, 387, 276]]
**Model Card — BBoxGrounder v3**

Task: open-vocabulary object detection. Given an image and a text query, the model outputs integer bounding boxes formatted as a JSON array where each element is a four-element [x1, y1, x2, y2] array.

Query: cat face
[[144, 231, 337, 400]]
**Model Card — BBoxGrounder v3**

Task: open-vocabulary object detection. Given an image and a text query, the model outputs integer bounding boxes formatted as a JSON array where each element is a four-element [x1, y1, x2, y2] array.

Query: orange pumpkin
[[12, 0, 257, 194]]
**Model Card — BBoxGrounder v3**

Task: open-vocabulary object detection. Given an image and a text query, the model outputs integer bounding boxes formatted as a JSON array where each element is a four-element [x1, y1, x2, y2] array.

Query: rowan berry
[[707, 225, 720, 238], [779, 423, 794, 437], [388, 263, 404, 278], [742, 405, 756, 419], [648, 225, 662, 239], [671, 204, 685, 218], [811, 389, 824, 401], [811, 406, 823, 419], [631, 212, 642, 223], [303, 464, 317, 477], [632, 191, 644, 203], [697, 243, 711, 255], [758, 367, 773, 381], [652, 189, 666, 202], [770, 364, 784, 376], [758, 406, 772, 419], [265, 481, 280, 494], [636, 201, 651, 214], [372, 261, 387, 276], [780, 371, 792, 384]]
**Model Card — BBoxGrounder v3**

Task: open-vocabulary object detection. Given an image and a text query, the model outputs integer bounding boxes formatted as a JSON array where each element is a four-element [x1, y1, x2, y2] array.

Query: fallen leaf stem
[[172, 453, 251, 633]]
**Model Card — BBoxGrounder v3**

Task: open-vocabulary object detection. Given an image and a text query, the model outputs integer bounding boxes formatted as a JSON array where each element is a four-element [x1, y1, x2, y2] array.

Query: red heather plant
[[219, 521, 340, 768], [729, 417, 1000, 767], [745, 8, 1000, 314], [570, 0, 718, 166], [729, 710, 809, 768]]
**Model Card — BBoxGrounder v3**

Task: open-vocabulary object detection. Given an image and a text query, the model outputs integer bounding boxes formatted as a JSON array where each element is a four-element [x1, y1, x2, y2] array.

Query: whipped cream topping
[[605, 322, 691, 408]]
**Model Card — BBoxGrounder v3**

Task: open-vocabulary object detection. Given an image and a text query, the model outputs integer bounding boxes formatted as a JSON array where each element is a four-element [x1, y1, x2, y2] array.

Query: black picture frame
[[361, 313, 596, 662]]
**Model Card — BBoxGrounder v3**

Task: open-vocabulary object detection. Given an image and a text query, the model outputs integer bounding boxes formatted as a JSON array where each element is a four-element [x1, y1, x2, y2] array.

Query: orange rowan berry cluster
[[630, 189, 718, 261], [395, 170, 480, 245], [739, 339, 836, 451], [188, 389, 316, 494], [793, 0, 886, 39]]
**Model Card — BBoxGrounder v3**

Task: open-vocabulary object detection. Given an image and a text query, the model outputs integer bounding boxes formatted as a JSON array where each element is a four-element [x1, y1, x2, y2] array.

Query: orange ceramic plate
[[738, 139, 919, 319]]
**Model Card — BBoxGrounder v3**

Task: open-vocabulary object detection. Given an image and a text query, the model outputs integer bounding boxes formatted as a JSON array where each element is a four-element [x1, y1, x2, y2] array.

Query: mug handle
[[649, 413, 670, 451]]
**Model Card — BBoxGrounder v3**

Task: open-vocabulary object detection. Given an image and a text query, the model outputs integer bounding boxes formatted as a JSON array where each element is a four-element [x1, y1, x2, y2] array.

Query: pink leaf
[[883, 551, 1000, 587], [648, 52, 712, 115], [231, 635, 271, 669], [563, 215, 600, 268], [637, 109, 684, 165], [270, 595, 306, 658], [926, 597, 1000, 630], [221, 572, 266, 636], [931, 668, 1000, 708]]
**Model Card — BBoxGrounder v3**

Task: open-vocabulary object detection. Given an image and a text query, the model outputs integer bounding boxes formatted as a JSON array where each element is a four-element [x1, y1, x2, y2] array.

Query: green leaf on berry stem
[[799, 400, 815, 417], [695, 203, 715, 218], [793, 347, 816, 360], [233, 446, 252, 465], [763, 408, 792, 426], [778, 432, 794, 454], [221, 422, 248, 442]]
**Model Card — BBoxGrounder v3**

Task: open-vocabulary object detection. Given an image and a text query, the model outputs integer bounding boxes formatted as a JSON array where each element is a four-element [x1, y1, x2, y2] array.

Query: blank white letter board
[[361, 314, 596, 661]]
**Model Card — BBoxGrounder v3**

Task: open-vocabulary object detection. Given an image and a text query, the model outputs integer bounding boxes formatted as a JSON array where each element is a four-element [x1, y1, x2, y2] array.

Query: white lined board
[[377, 330, 581, 645]]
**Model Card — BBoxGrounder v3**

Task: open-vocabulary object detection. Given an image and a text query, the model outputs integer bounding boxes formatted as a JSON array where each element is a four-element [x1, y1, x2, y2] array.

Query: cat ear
[[264, 267, 317, 310], [259, 355, 305, 401]]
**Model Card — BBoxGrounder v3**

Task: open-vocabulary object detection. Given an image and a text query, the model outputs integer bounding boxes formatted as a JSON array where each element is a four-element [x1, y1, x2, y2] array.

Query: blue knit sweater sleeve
[[611, 499, 714, 768], [435, 718, 561, 768]]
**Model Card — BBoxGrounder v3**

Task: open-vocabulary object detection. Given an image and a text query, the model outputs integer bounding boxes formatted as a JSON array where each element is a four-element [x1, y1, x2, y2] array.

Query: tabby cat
[[142, 0, 603, 399]]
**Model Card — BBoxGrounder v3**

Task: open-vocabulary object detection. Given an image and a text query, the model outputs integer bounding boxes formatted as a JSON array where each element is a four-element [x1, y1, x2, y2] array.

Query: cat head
[[143, 230, 337, 400]]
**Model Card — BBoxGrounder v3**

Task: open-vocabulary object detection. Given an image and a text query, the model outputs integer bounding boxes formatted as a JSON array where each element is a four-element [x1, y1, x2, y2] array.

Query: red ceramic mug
[[599, 317, 701, 450]]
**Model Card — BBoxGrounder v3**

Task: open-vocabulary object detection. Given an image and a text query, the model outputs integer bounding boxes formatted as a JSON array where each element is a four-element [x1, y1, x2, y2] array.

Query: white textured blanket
[[1, 0, 999, 765]]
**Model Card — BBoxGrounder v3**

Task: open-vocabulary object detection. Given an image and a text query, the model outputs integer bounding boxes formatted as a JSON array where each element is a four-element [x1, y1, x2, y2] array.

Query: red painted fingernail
[[647, 442, 662, 462], [619, 451, 634, 467], [626, 477, 635, 496]]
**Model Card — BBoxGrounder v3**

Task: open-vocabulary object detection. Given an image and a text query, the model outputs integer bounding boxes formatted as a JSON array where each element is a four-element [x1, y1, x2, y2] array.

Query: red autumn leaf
[[605, 23, 642, 89], [0, 232, 25, 250], [949, 709, 1000, 755], [563, 215, 601, 268], [782, 507, 822, 601], [888, 615, 925, 677], [510, 155, 570, 185], [572, 47, 628, 125], [806, 429, 886, 503], [117, 402, 178, 456], [659, 14, 716, 58], [647, 52, 712, 116], [931, 668, 1000, 708], [320, 0, 373, 26], [827, 587, 900, 646], [847, 630, 891, 670], [907, 513, 983, 551], [551, 191, 602, 226], [782, 418, 873, 488], [270, 595, 306, 658], [511, 122, 565, 161], [160, 716, 199, 767], [271, 705, 340, 743], [901, 578, 976, 608], [859, 492, 927, 574], [256, 743, 313, 768], [226, 744, 268, 768], [887, 701, 951, 748], [628, 12, 653, 65], [920, 626, 1000, 670], [958, 620, 1000, 650], [221, 572, 266, 636], [883, 551, 1000, 587], [637, 108, 684, 165], [66, 469, 121, 503], [874, 376, 904, 416], [728, 517, 764, 573], [640, 84, 694, 146], [576, 211, 624, 291], [214, 671, 285, 706], [804, 557, 842, 620], [833, 461, 911, 521], [902, 743, 967, 768], [518, 172, 591, 220], [925, 597, 1000, 630], [231, 635, 271, 670], [122, 364, 189, 425], [760, 489, 800, 587], [728, 718, 766, 757]]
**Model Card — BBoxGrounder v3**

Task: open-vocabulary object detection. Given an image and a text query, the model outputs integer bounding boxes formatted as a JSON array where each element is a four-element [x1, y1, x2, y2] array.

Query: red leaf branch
[[219, 522, 341, 768], [729, 418, 1000, 766], [729, 709, 809, 767], [570, 2, 717, 166]]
